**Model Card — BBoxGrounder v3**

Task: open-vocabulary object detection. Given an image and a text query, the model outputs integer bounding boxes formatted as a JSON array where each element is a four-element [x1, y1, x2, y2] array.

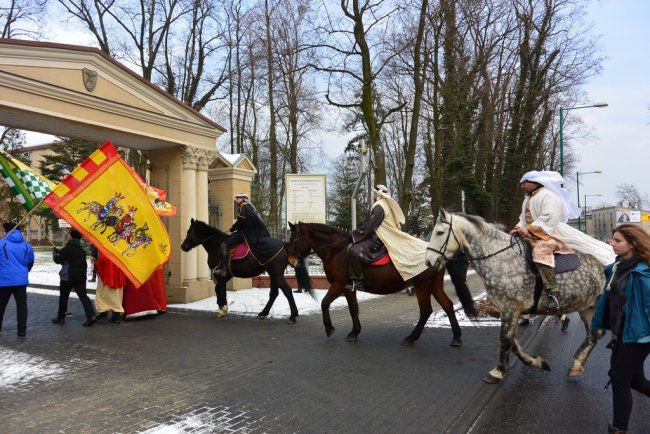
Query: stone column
[[181, 146, 198, 282], [195, 149, 217, 281]]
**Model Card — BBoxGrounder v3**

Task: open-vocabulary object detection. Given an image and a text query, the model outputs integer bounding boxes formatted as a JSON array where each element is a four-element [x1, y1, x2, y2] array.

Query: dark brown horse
[[287, 222, 476, 346], [180, 219, 311, 324]]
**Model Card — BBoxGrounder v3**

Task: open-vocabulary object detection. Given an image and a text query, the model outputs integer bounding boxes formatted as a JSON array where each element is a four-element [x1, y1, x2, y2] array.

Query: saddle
[[522, 239, 581, 313], [370, 254, 391, 266], [230, 243, 250, 261]]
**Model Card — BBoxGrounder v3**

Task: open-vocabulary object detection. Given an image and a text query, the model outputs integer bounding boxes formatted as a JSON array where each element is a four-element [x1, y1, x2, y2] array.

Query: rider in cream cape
[[513, 170, 616, 310], [347, 185, 429, 290]]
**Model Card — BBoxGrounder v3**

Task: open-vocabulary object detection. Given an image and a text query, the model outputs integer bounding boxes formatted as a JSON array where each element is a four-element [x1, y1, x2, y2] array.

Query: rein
[[292, 223, 350, 261], [427, 215, 523, 262]]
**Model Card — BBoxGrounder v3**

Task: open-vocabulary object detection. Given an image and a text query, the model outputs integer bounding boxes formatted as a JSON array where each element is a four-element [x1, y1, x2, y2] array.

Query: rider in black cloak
[[214, 193, 284, 276]]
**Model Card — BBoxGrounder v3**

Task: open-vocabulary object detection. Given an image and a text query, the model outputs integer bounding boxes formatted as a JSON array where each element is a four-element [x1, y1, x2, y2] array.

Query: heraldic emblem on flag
[[0, 150, 56, 211], [44, 141, 171, 288]]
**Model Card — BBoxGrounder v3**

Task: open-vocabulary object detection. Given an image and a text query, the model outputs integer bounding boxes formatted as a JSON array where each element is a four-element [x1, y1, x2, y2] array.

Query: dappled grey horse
[[425, 210, 607, 384]]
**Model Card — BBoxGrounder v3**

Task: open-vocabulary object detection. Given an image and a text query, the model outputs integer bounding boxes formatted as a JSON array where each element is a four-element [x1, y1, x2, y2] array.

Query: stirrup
[[546, 293, 560, 312]]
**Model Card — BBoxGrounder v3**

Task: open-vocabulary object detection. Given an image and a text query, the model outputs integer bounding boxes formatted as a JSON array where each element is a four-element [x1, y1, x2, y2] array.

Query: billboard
[[285, 174, 327, 227], [616, 210, 641, 223]]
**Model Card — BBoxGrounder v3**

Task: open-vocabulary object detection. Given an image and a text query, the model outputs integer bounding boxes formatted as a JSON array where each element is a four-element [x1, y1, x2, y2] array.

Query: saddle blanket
[[555, 253, 580, 274], [370, 254, 391, 266], [231, 243, 250, 260]]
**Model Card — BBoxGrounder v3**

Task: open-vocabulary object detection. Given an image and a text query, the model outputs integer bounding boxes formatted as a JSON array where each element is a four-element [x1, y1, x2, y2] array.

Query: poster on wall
[[616, 210, 641, 223], [285, 174, 327, 227]]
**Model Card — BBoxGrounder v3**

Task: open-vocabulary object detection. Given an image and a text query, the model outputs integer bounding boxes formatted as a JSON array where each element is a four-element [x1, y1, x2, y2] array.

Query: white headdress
[[235, 192, 249, 201], [520, 170, 581, 221], [374, 184, 406, 225]]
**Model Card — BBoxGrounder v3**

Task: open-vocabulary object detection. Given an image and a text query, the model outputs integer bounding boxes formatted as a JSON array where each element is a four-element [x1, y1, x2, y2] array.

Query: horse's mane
[[301, 222, 351, 239], [194, 219, 228, 237], [454, 212, 507, 235]]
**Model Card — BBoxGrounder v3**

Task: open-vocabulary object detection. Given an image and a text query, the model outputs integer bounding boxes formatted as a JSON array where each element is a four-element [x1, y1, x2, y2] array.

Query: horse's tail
[[294, 260, 317, 301]]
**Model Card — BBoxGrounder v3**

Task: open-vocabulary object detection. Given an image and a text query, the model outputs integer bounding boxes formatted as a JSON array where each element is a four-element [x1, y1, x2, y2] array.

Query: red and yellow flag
[[44, 141, 171, 288]]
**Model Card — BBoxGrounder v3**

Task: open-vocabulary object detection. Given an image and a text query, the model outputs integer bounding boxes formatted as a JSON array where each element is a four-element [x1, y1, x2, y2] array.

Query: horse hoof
[[541, 360, 551, 371], [325, 327, 335, 337], [256, 314, 267, 320], [401, 339, 415, 347], [345, 335, 357, 342], [217, 306, 228, 318], [287, 317, 297, 324], [450, 338, 462, 347], [568, 368, 584, 377], [481, 373, 502, 384]]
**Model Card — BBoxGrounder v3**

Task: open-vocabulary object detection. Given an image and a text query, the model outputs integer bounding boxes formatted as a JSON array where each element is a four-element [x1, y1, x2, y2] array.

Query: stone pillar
[[195, 149, 215, 281], [181, 147, 198, 282]]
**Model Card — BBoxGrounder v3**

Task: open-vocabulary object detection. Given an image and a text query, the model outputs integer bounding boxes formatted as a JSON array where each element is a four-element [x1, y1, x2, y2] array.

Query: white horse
[[425, 209, 606, 383]]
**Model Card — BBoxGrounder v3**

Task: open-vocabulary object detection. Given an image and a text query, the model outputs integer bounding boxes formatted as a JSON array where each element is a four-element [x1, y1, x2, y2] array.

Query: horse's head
[[181, 218, 223, 252], [287, 222, 311, 266], [425, 209, 462, 270]]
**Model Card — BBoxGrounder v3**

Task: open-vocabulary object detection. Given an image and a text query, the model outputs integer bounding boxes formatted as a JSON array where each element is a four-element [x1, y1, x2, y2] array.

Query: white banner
[[285, 174, 327, 227]]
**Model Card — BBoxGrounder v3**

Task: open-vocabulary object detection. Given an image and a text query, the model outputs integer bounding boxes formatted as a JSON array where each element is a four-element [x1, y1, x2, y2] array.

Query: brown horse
[[180, 219, 312, 323], [287, 222, 476, 346]]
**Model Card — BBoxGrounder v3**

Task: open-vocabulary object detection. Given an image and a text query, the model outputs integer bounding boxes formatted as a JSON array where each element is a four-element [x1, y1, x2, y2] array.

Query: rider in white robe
[[514, 171, 616, 310]]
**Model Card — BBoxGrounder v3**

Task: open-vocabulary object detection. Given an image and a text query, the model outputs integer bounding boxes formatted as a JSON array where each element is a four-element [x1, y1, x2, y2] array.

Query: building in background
[[573, 206, 650, 241]]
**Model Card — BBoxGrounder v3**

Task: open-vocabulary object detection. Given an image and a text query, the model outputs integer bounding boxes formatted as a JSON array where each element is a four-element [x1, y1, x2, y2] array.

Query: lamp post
[[583, 194, 602, 235], [576, 171, 602, 232], [559, 102, 608, 176]]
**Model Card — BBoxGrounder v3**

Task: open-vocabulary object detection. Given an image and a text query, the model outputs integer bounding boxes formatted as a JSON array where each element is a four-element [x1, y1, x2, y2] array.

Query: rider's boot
[[214, 243, 229, 277], [538, 264, 560, 312], [345, 245, 364, 291]]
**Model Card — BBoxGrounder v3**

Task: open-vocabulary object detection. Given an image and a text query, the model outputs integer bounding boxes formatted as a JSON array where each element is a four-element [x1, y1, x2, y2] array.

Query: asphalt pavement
[[0, 274, 648, 433]]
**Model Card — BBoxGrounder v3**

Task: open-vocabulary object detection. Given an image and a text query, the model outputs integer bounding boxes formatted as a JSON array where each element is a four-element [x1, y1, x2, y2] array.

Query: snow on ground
[[28, 250, 493, 326]]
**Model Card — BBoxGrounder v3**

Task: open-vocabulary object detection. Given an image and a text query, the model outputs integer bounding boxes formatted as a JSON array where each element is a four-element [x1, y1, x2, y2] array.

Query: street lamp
[[576, 171, 602, 232], [583, 194, 602, 235], [559, 102, 608, 176]]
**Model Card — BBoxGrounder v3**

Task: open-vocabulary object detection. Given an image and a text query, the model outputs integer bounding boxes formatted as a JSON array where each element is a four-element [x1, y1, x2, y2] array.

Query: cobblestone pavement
[[1, 274, 619, 434]]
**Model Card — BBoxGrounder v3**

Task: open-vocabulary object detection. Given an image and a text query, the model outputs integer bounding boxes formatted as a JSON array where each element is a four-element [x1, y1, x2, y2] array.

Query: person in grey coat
[[51, 229, 97, 326]]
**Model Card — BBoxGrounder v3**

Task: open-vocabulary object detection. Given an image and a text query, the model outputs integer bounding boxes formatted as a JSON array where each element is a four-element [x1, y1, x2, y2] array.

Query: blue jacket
[[0, 230, 34, 287], [592, 261, 650, 344]]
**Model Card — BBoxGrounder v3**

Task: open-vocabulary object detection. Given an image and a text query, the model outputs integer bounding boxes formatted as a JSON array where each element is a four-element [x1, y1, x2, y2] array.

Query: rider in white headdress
[[346, 185, 429, 290], [514, 170, 615, 311]]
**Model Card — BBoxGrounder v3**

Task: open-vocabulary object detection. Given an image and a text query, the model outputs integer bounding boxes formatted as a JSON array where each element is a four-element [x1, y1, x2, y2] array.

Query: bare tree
[[616, 183, 648, 210], [1, 0, 47, 39]]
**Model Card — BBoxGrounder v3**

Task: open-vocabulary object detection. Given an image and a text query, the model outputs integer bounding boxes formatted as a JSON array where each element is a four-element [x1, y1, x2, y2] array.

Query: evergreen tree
[[328, 153, 369, 229], [39, 137, 101, 182], [37, 137, 102, 229], [0, 128, 29, 222]]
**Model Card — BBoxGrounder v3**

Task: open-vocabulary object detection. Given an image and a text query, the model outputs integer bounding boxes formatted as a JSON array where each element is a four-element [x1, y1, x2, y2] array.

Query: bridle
[[426, 214, 522, 263]]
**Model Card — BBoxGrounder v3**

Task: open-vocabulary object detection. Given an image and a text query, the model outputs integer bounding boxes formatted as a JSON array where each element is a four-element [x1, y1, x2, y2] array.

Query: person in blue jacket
[[0, 222, 34, 337], [592, 223, 650, 434]]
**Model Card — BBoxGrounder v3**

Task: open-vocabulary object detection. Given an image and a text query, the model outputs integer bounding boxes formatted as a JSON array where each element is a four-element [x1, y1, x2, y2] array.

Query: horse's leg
[[568, 309, 605, 377], [320, 288, 341, 337], [430, 271, 463, 347], [257, 284, 279, 321], [343, 290, 361, 341], [483, 312, 519, 383], [277, 277, 299, 325], [401, 286, 433, 347], [215, 278, 228, 318]]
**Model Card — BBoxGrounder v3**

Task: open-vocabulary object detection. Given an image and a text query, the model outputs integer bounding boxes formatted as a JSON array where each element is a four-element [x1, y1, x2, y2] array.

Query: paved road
[[1, 275, 648, 433]]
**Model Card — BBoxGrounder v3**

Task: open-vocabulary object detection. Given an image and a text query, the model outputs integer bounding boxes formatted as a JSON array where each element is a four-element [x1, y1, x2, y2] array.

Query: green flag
[[0, 150, 55, 211]]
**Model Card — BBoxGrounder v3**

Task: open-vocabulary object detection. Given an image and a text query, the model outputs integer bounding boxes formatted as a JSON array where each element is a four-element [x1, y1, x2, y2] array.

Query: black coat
[[351, 205, 387, 263], [229, 202, 284, 264], [53, 239, 87, 282]]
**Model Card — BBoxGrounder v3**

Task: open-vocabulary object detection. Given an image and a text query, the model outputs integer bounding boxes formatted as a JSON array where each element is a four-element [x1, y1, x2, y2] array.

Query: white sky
[[21, 0, 648, 209]]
